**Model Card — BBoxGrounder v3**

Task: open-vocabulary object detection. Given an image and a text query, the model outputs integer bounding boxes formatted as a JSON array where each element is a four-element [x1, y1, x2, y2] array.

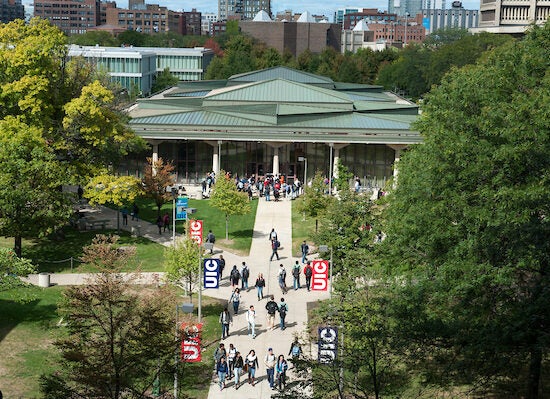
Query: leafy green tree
[[68, 31, 118, 46], [165, 236, 201, 302], [117, 30, 147, 47], [209, 171, 251, 240], [0, 118, 72, 257], [205, 35, 257, 79], [151, 67, 179, 93], [42, 235, 176, 399], [333, 160, 354, 192], [142, 157, 176, 217], [422, 27, 470, 49], [254, 46, 283, 70], [0, 248, 36, 298], [0, 19, 143, 254], [296, 171, 333, 219], [381, 22, 550, 398]]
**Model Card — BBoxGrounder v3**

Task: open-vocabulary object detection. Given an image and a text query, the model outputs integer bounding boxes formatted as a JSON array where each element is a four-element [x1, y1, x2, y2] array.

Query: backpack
[[242, 267, 249, 280], [279, 303, 287, 316], [292, 266, 300, 278], [207, 232, 215, 243], [292, 344, 300, 356], [305, 266, 313, 278], [230, 269, 240, 281], [267, 301, 278, 314], [274, 240, 280, 249]]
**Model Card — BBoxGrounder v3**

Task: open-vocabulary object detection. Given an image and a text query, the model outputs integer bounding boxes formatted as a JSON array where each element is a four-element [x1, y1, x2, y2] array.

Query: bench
[[86, 219, 109, 229]]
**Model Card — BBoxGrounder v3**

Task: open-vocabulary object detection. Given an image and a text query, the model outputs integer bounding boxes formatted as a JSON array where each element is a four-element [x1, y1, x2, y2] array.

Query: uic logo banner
[[181, 323, 203, 363], [311, 260, 329, 291], [189, 219, 203, 245], [203, 258, 220, 289], [318, 326, 338, 364]]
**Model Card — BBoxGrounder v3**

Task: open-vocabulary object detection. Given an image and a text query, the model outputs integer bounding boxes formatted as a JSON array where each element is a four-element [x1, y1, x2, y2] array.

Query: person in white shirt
[[246, 305, 256, 338]]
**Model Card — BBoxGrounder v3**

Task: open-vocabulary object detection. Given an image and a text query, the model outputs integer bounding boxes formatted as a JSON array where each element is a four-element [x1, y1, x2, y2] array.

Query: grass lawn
[[132, 197, 258, 256], [0, 229, 166, 274], [291, 201, 318, 257], [0, 285, 225, 399]]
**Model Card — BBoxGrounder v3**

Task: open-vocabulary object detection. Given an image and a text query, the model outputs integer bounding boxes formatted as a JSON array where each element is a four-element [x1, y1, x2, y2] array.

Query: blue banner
[[176, 197, 188, 220], [203, 258, 220, 289], [318, 326, 338, 364]]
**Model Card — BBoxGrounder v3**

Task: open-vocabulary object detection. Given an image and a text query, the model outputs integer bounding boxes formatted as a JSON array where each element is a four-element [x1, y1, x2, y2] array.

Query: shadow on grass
[[0, 298, 58, 343], [231, 229, 254, 239]]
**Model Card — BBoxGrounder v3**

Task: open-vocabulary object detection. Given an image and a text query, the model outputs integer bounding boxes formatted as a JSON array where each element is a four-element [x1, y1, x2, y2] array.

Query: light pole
[[174, 302, 194, 398], [319, 244, 334, 298], [404, 12, 409, 46]]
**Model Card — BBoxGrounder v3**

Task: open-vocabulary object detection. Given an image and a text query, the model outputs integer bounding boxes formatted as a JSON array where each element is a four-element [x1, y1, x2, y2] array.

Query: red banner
[[189, 220, 203, 246], [181, 323, 203, 363], [311, 260, 329, 291]]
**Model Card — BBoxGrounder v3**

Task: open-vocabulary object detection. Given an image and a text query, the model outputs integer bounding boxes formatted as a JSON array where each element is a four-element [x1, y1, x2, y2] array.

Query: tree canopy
[[381, 22, 550, 398], [0, 18, 144, 255]]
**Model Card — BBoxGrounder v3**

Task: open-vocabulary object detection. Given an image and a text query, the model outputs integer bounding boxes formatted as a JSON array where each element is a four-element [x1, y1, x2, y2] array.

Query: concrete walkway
[[23, 187, 329, 398]]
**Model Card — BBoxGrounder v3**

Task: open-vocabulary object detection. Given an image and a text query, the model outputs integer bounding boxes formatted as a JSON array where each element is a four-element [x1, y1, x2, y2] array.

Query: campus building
[[68, 45, 214, 96], [1, 0, 25, 23], [125, 67, 421, 187], [472, 0, 548, 34], [34, 0, 100, 35], [218, 0, 271, 20], [421, 7, 479, 32]]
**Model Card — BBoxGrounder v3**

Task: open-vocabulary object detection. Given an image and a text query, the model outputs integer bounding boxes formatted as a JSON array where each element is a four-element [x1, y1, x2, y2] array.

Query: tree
[[0, 248, 36, 299], [42, 235, 176, 399], [0, 19, 143, 255], [164, 236, 201, 302], [209, 171, 251, 240], [0, 118, 72, 257], [142, 157, 176, 217], [380, 22, 550, 398], [151, 67, 179, 94], [205, 35, 256, 79], [296, 171, 333, 219], [333, 160, 354, 192]]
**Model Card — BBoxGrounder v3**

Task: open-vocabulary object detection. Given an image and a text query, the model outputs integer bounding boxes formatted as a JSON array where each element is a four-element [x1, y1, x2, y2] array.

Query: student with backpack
[[255, 273, 266, 300], [229, 288, 241, 315], [230, 265, 240, 289], [206, 230, 215, 253], [288, 337, 302, 360], [270, 239, 281, 261], [278, 264, 287, 294], [278, 298, 288, 330], [241, 261, 250, 290], [300, 240, 309, 263], [304, 261, 313, 292], [292, 260, 301, 290]]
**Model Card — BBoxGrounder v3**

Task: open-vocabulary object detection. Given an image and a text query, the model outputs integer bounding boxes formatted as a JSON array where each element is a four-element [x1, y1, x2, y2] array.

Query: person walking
[[246, 305, 257, 338], [229, 288, 241, 315], [219, 307, 232, 339], [255, 273, 266, 300], [304, 261, 313, 291], [218, 255, 225, 280], [265, 295, 279, 330], [300, 240, 309, 264], [121, 207, 128, 225], [233, 351, 244, 389], [275, 355, 289, 391], [278, 264, 288, 294], [216, 356, 228, 390], [163, 212, 170, 232], [156, 215, 163, 234], [246, 350, 259, 386], [229, 265, 240, 289], [227, 343, 237, 378], [265, 348, 277, 390], [213, 343, 226, 371], [131, 203, 139, 221], [269, 228, 278, 242], [241, 261, 250, 290], [270, 239, 281, 261], [206, 230, 215, 253], [292, 260, 301, 290], [288, 337, 302, 361], [279, 298, 288, 330]]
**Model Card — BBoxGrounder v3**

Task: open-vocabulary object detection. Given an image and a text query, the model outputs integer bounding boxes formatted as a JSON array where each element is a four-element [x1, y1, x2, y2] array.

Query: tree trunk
[[14, 235, 22, 257], [526, 345, 541, 399], [225, 215, 229, 240]]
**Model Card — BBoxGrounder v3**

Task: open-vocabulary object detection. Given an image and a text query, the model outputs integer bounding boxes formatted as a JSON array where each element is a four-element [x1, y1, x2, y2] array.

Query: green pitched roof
[[229, 66, 334, 86]]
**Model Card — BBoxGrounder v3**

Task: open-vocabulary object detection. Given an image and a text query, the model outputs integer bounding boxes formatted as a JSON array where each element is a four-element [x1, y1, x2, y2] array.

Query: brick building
[[1, 0, 25, 23], [34, 0, 100, 35]]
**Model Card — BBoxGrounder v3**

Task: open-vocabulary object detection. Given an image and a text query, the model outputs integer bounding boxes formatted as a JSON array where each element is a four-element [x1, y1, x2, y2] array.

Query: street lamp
[[319, 244, 334, 298], [298, 156, 307, 193]]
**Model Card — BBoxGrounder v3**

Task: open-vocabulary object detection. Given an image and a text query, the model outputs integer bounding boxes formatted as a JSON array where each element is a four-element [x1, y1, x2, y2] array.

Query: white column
[[273, 146, 280, 176], [388, 144, 407, 184], [212, 144, 219, 176], [148, 140, 163, 176], [332, 144, 349, 179]]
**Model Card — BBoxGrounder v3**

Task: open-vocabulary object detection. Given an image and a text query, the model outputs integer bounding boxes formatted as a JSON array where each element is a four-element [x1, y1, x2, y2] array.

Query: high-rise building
[[388, 0, 424, 17], [343, 9, 397, 30], [1, 0, 25, 23], [104, 3, 180, 34], [422, 6, 478, 33], [334, 7, 359, 25], [218, 0, 271, 20], [202, 12, 218, 35], [34, 0, 100, 34], [473, 0, 548, 34]]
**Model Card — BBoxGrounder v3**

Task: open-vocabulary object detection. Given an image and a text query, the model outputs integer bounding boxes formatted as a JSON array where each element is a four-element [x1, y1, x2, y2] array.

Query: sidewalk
[[205, 197, 329, 399]]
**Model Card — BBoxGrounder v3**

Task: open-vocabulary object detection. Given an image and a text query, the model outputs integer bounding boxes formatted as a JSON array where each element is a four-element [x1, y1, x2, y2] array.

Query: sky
[[119, 0, 480, 19], [23, 0, 481, 21]]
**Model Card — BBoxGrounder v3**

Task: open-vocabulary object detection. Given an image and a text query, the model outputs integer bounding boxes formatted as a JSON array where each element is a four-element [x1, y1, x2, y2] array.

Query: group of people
[[213, 339, 302, 391]]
